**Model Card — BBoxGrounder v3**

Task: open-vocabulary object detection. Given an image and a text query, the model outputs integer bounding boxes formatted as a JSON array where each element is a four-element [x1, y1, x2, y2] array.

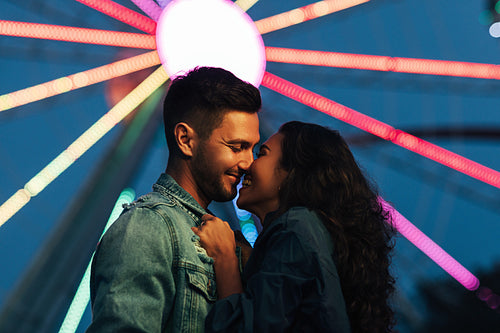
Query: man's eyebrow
[[225, 139, 246, 143], [224, 139, 254, 148], [225, 139, 247, 145]]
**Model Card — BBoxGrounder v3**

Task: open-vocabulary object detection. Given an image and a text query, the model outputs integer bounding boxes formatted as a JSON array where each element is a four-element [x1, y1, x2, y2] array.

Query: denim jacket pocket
[[186, 269, 217, 302]]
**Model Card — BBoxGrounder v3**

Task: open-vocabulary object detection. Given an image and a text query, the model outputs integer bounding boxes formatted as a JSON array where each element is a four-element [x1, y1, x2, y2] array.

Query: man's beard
[[191, 146, 238, 203]]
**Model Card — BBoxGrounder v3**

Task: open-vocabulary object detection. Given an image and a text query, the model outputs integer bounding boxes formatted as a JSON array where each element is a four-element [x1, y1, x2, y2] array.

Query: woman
[[192, 121, 396, 332]]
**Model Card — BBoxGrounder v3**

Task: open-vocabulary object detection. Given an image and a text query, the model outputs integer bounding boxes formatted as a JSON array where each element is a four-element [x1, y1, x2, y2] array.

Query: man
[[86, 67, 261, 332]]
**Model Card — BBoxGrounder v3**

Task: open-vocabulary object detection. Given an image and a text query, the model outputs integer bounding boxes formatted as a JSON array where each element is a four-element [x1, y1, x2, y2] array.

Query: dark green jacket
[[206, 207, 351, 332]]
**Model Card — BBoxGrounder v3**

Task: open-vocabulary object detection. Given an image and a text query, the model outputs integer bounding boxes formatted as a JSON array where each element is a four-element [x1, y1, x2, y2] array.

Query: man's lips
[[226, 173, 241, 182]]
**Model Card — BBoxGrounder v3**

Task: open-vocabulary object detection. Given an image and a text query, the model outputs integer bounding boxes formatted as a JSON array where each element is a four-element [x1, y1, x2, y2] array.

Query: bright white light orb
[[489, 22, 500, 38], [156, 0, 266, 87]]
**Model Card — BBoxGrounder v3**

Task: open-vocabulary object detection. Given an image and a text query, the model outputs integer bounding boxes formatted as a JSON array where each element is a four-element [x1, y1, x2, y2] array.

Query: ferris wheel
[[0, 0, 499, 331]]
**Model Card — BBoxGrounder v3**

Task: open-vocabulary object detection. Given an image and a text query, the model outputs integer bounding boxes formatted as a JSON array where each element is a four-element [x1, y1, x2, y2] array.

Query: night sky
[[1, 0, 500, 331]]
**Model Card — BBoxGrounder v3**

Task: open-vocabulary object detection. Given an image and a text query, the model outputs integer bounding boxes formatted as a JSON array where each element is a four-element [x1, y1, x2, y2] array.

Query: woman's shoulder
[[279, 206, 321, 225], [261, 207, 335, 263], [274, 207, 327, 240]]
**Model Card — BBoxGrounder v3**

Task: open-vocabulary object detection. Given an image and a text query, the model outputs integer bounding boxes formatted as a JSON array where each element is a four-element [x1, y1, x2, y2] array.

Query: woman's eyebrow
[[259, 144, 270, 151]]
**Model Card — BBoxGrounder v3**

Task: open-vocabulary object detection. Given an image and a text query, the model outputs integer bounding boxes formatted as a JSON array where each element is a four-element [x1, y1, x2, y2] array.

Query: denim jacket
[[87, 174, 216, 333]]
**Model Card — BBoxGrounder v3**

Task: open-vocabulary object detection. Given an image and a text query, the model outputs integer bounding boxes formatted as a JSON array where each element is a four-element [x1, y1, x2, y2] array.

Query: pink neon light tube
[[75, 0, 157, 35], [379, 198, 480, 290], [0, 20, 156, 49], [130, 0, 163, 22], [265, 47, 500, 80], [261, 71, 500, 189]]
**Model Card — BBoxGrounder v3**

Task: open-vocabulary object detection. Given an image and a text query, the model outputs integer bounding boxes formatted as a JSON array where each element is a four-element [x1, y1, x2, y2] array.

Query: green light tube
[[58, 188, 135, 333]]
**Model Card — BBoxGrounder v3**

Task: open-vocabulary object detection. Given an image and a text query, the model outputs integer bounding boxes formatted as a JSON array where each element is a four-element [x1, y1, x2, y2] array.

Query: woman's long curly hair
[[276, 121, 396, 333]]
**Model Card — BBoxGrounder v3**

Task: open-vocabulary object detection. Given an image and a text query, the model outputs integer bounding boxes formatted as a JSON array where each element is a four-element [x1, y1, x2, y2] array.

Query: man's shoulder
[[136, 183, 193, 208], [98, 192, 172, 236], [127, 191, 175, 209], [114, 189, 197, 231]]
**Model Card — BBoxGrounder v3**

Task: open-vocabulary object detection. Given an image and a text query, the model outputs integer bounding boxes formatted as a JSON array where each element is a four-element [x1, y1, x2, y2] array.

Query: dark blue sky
[[1, 0, 500, 331]]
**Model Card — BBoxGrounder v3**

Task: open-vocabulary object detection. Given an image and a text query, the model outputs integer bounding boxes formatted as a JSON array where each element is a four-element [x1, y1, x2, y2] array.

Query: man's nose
[[239, 149, 254, 171]]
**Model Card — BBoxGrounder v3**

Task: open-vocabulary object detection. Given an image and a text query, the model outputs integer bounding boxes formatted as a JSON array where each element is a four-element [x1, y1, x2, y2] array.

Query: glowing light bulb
[[155, 0, 266, 86], [489, 22, 500, 38]]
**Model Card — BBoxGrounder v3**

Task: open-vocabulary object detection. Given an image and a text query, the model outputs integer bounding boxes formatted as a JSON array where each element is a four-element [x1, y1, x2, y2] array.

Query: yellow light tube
[[0, 66, 169, 228]]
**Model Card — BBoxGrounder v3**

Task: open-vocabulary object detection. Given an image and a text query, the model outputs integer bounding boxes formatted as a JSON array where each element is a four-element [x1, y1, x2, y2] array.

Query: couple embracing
[[86, 67, 396, 333]]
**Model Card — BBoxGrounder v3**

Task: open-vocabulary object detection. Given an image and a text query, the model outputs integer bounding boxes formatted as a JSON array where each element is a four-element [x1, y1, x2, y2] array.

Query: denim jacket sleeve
[[87, 206, 175, 333]]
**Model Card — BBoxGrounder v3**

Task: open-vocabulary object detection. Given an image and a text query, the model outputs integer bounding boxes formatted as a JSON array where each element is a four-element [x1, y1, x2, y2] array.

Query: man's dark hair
[[163, 67, 262, 156]]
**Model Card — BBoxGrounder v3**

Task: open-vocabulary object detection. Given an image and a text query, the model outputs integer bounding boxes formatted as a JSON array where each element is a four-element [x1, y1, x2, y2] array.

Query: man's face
[[191, 110, 260, 203]]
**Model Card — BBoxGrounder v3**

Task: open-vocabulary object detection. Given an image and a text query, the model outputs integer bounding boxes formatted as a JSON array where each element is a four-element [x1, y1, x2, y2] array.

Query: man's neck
[[165, 160, 210, 209]]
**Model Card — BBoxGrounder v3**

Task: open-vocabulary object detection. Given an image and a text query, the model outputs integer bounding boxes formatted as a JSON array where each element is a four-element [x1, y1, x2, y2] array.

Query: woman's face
[[237, 132, 288, 221]]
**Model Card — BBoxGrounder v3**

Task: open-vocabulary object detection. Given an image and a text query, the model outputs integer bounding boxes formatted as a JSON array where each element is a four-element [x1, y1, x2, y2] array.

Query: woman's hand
[[192, 214, 243, 298], [191, 214, 236, 261]]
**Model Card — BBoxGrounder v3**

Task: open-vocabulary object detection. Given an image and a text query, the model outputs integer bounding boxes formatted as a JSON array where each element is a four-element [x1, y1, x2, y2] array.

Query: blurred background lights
[[0, 1, 499, 330], [265, 47, 500, 79], [489, 21, 500, 37], [379, 198, 480, 291], [0, 67, 168, 228], [58, 188, 136, 333], [130, 0, 163, 21], [155, 0, 266, 86], [483, 0, 500, 37], [233, 183, 259, 246], [254, 0, 369, 35], [479, 10, 494, 25], [262, 71, 500, 188], [235, 206, 252, 221]]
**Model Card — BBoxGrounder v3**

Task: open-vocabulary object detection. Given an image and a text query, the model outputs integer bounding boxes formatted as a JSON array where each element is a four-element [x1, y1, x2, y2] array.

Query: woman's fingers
[[192, 215, 236, 259], [201, 214, 223, 225], [201, 214, 215, 221], [200, 214, 231, 232]]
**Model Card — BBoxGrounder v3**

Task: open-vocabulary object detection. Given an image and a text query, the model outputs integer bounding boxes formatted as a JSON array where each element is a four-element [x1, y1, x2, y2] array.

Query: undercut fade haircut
[[163, 67, 262, 157]]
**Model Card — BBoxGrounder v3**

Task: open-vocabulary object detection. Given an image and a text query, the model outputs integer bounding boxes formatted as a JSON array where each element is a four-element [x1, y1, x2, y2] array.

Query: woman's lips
[[241, 179, 252, 187]]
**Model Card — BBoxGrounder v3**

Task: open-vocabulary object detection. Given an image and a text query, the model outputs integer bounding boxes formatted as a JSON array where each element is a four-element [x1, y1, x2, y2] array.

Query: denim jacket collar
[[153, 173, 208, 222]]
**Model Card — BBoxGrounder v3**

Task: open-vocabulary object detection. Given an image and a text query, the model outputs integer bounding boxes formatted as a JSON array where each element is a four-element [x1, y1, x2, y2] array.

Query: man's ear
[[174, 122, 197, 157]]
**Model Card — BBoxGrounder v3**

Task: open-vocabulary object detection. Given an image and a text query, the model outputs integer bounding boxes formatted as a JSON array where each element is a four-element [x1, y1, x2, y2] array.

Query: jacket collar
[[153, 173, 208, 219]]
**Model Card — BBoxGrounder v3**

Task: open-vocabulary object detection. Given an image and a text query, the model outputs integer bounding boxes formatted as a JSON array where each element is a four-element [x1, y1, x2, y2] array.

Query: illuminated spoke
[[0, 66, 169, 228], [157, 0, 170, 8], [235, 0, 259, 12], [130, 0, 163, 22], [0, 51, 160, 112], [75, 0, 157, 34], [266, 47, 500, 80], [255, 0, 369, 35], [58, 188, 136, 333], [261, 71, 500, 188], [379, 198, 480, 291], [0, 20, 156, 49]]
